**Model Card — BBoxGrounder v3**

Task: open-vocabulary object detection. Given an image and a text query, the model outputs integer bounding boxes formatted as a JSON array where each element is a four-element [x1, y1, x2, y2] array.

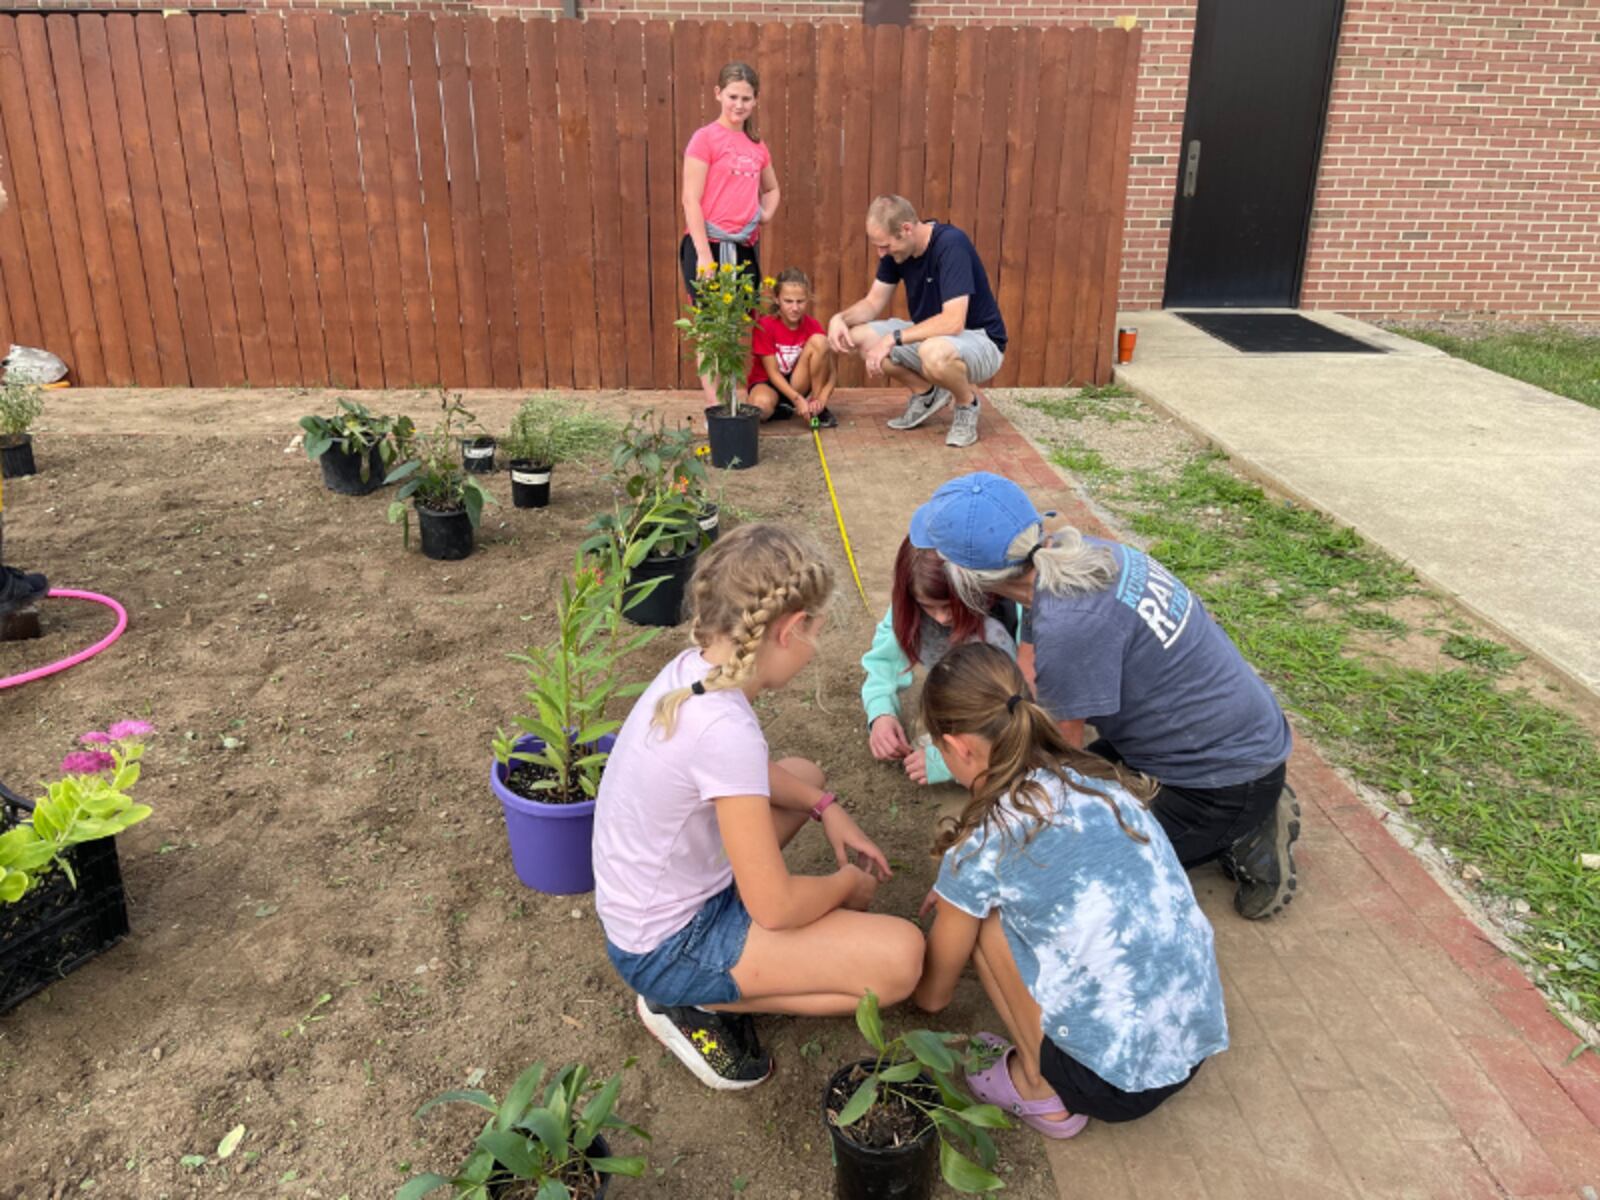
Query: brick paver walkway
[[774, 391, 1600, 1200]]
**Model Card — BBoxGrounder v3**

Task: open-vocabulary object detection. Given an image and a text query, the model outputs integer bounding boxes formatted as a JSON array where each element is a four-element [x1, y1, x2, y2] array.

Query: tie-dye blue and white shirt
[[934, 767, 1228, 1093]]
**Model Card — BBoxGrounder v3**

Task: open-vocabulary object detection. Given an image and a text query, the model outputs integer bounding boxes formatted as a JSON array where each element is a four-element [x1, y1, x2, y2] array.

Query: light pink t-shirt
[[593, 649, 771, 954], [685, 122, 771, 245]]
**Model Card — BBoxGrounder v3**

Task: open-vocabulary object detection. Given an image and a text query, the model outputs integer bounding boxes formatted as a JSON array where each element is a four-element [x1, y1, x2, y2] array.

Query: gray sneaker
[[945, 402, 981, 448], [887, 387, 951, 430]]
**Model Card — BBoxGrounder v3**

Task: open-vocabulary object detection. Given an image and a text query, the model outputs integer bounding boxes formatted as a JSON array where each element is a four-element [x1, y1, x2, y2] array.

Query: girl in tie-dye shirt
[[912, 643, 1227, 1135]]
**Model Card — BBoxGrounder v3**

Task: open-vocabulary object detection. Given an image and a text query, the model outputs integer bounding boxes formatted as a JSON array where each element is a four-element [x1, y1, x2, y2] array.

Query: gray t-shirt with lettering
[[1031, 538, 1292, 789]]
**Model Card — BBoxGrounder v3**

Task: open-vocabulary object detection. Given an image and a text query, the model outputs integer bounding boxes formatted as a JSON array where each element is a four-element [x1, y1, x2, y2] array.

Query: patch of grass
[[1442, 632, 1526, 675], [1049, 442, 1118, 481], [1022, 384, 1142, 423], [1085, 451, 1600, 1025], [1393, 326, 1600, 411]]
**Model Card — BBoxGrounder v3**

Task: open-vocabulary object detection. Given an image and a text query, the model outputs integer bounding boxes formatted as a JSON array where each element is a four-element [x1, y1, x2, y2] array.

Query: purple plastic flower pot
[[489, 733, 615, 896]]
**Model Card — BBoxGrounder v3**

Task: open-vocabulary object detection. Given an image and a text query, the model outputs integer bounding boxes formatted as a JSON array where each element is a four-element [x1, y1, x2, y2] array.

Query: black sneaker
[[812, 407, 838, 429], [770, 397, 796, 421], [1229, 785, 1301, 920], [635, 995, 773, 1090]]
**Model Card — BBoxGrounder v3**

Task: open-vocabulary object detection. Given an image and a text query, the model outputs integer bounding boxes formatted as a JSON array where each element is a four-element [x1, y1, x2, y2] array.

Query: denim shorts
[[867, 318, 1005, 386], [605, 883, 751, 1008]]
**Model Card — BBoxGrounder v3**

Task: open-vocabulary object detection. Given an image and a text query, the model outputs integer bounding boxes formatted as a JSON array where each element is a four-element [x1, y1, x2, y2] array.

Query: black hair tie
[[691, 681, 706, 695], [1025, 544, 1042, 565], [1006, 693, 1023, 713]]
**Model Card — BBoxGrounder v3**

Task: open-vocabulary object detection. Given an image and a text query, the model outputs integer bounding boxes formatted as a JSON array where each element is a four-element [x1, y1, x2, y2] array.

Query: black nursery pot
[[697, 502, 720, 545], [1, 435, 36, 480], [704, 405, 760, 470], [318, 441, 386, 496], [508, 460, 553, 509], [625, 546, 698, 627], [461, 436, 497, 473], [417, 504, 475, 561], [823, 1060, 939, 1200]]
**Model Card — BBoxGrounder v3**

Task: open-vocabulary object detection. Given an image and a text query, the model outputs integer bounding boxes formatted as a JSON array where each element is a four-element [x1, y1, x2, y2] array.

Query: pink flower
[[79, 731, 112, 745], [108, 719, 155, 740], [61, 750, 116, 775]]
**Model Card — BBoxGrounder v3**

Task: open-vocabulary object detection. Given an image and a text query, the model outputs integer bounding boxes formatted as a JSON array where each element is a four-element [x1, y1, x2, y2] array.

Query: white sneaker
[[887, 387, 952, 430], [946, 402, 981, 448]]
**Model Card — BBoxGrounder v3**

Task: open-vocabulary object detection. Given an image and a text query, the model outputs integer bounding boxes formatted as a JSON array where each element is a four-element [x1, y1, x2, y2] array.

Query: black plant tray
[[1, 779, 131, 1015]]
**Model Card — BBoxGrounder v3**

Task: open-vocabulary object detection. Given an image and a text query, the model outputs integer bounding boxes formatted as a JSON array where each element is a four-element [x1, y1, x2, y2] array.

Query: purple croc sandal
[[964, 1033, 1089, 1140]]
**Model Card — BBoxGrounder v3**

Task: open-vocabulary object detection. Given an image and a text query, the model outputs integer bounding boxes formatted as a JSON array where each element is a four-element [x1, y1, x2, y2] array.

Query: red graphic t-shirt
[[748, 313, 825, 387]]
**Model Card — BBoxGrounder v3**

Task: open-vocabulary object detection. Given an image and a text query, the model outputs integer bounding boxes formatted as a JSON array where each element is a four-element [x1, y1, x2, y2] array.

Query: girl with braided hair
[[911, 642, 1227, 1135], [594, 523, 924, 1091]]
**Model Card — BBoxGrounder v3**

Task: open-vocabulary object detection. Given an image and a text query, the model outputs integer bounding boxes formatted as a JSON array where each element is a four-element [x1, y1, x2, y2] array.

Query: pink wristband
[[810, 792, 837, 822]]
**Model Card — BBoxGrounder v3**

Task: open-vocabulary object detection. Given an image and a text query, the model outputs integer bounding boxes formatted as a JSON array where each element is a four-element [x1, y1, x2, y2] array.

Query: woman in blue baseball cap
[[907, 472, 1299, 919]]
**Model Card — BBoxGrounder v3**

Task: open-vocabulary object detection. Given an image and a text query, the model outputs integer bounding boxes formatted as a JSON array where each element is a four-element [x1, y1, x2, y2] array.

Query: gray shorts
[[867, 319, 1004, 386]]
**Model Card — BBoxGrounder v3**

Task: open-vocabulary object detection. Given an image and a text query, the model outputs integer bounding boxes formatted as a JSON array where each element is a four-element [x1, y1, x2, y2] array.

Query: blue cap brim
[[908, 502, 937, 549]]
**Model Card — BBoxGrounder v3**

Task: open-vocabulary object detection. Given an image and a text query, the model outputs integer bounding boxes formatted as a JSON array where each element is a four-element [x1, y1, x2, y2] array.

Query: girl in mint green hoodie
[[861, 538, 1020, 785]]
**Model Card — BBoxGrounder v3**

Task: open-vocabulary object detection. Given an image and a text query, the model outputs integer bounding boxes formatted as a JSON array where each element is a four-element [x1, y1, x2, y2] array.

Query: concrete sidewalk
[[1112, 310, 1600, 699]]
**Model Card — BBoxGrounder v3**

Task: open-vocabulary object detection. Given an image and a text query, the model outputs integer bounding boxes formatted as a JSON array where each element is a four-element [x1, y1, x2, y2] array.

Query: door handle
[[1182, 139, 1201, 198]]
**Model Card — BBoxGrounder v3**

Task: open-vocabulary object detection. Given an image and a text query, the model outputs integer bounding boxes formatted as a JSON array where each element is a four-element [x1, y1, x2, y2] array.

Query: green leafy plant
[[386, 394, 496, 543], [675, 263, 770, 415], [494, 497, 685, 803], [501, 394, 621, 467], [584, 411, 709, 560], [298, 398, 414, 484], [828, 991, 1011, 1194], [0, 379, 44, 441], [400, 1060, 648, 1200], [0, 721, 155, 904]]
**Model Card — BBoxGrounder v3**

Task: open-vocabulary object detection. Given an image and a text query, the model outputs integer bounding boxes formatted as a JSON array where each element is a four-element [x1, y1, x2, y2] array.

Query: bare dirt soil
[[0, 397, 1055, 1199]]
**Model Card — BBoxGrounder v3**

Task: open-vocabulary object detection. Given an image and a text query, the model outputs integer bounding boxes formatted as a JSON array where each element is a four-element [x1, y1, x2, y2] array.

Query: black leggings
[[1039, 1036, 1200, 1123], [1088, 738, 1284, 869], [679, 233, 760, 297]]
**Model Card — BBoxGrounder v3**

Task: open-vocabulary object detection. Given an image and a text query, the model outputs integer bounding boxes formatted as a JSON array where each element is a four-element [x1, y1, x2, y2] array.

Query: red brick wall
[[12, 0, 1595, 320]]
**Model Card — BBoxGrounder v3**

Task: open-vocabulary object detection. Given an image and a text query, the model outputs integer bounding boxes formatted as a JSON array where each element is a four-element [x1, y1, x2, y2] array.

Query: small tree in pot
[[0, 380, 45, 480], [501, 394, 621, 510], [824, 991, 1011, 1198], [298, 398, 413, 496], [677, 263, 768, 470], [387, 396, 496, 561], [401, 1059, 648, 1200]]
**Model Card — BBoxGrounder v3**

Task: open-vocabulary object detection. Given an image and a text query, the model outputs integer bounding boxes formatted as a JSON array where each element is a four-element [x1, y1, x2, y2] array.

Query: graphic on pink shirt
[[685, 122, 771, 245]]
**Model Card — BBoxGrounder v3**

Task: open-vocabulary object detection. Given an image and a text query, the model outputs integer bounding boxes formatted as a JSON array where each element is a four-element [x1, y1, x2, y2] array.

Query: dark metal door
[[1163, 0, 1344, 308]]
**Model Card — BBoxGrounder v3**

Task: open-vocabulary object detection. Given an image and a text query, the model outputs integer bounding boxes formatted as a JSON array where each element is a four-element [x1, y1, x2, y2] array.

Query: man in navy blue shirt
[[827, 195, 1008, 448]]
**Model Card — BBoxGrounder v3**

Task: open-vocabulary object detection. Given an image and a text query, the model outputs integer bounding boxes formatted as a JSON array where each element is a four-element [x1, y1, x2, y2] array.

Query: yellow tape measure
[[811, 421, 871, 613]]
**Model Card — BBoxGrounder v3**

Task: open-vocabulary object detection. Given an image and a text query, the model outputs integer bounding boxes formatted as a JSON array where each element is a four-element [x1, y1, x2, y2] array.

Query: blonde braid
[[652, 527, 834, 737]]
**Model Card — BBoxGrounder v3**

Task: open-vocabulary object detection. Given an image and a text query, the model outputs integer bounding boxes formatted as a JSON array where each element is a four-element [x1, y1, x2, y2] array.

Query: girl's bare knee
[[876, 919, 926, 1005], [775, 756, 825, 789]]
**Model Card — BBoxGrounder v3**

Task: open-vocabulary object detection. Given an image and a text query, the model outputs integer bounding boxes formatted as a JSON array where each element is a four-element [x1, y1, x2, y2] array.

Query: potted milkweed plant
[[1, 721, 155, 1014], [500, 394, 620, 510], [677, 262, 768, 470], [298, 398, 414, 496], [823, 991, 1012, 1198], [583, 412, 711, 628], [400, 1059, 648, 1200], [387, 394, 496, 561], [490, 499, 678, 895], [0, 379, 45, 480]]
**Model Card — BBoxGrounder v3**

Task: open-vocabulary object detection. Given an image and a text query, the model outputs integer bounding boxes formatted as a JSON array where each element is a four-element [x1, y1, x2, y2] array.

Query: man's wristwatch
[[810, 792, 838, 822], [892, 328, 904, 347]]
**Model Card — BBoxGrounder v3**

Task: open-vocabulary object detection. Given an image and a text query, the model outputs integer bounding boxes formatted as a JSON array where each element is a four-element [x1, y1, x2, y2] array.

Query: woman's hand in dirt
[[840, 863, 880, 912], [903, 748, 929, 785], [821, 805, 893, 881], [869, 715, 912, 760]]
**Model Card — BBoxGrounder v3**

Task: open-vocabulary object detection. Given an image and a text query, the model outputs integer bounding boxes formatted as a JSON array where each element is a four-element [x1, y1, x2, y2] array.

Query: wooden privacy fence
[[0, 13, 1140, 391]]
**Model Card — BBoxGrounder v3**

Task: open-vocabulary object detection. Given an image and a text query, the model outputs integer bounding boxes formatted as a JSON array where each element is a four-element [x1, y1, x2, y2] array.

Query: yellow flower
[[720, 262, 734, 273], [762, 276, 776, 289], [743, 314, 753, 323], [697, 263, 714, 276], [723, 293, 734, 304]]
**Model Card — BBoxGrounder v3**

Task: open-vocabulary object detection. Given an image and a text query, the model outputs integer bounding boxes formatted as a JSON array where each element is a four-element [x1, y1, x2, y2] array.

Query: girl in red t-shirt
[[747, 269, 837, 427], [682, 62, 781, 408]]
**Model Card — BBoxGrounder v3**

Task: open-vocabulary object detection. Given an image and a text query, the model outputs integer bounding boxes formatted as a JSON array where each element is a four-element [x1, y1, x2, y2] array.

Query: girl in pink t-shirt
[[594, 524, 922, 1091], [682, 62, 780, 407]]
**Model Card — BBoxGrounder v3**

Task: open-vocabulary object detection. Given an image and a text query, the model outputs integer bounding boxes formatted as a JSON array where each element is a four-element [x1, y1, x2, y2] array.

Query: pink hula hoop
[[0, 588, 128, 690]]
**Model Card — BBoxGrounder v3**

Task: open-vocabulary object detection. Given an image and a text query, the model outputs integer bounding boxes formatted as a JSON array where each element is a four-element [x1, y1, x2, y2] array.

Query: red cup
[[1117, 326, 1138, 365]]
